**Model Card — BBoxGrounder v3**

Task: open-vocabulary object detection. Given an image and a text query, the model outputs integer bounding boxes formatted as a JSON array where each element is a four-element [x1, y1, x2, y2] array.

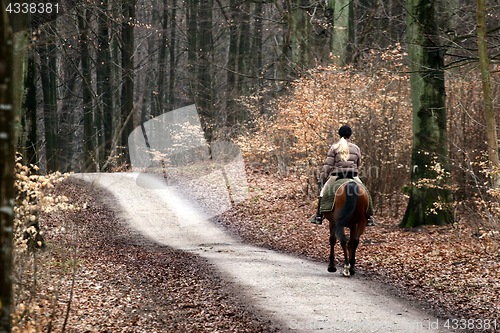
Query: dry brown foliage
[[11, 158, 78, 333], [237, 45, 500, 234], [237, 45, 412, 216]]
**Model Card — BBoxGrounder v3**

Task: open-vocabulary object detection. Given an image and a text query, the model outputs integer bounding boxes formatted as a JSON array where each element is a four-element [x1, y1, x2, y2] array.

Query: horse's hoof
[[342, 264, 351, 277], [327, 266, 337, 272], [349, 269, 356, 276]]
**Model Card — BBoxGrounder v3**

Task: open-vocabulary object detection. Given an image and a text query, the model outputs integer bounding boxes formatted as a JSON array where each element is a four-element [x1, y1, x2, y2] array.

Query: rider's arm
[[320, 145, 337, 184]]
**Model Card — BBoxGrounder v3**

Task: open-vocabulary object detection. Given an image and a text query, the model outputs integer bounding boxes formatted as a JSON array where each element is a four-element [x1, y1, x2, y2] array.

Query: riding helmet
[[338, 125, 352, 138]]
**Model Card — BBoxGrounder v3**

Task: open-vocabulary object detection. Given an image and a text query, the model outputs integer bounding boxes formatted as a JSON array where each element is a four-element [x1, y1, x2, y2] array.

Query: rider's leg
[[311, 176, 338, 224], [312, 197, 323, 224], [321, 176, 338, 196]]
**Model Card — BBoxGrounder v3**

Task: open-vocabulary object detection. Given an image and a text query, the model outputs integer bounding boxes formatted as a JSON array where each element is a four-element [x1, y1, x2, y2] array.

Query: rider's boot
[[367, 216, 376, 226], [310, 197, 323, 225]]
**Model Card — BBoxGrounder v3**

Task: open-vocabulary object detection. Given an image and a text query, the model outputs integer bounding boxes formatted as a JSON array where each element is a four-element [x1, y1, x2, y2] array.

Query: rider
[[311, 125, 375, 225]]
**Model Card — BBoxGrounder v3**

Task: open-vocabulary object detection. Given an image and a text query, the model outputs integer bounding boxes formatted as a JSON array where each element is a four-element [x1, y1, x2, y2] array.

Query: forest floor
[[15, 181, 278, 333], [215, 167, 500, 326], [15, 167, 500, 332]]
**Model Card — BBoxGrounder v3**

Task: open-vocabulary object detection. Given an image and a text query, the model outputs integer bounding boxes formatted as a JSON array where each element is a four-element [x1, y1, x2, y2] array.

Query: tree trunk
[[198, 0, 213, 140], [39, 23, 59, 173], [476, 0, 500, 187], [58, 57, 78, 172], [111, 4, 121, 168], [157, 0, 168, 116], [226, 0, 239, 123], [22, 42, 37, 165], [97, 0, 113, 170], [290, 0, 310, 66], [332, 0, 354, 66], [13, 30, 28, 152], [0, 2, 15, 331], [13, 30, 28, 163], [400, 0, 453, 227], [441, 0, 459, 32], [121, 0, 136, 167], [237, 2, 250, 95], [187, 0, 198, 101], [141, 35, 155, 124], [251, 1, 263, 92], [251, 1, 264, 114], [198, 0, 213, 115], [328, 0, 335, 49], [353, 0, 381, 63], [168, 0, 177, 110], [79, 11, 95, 172]]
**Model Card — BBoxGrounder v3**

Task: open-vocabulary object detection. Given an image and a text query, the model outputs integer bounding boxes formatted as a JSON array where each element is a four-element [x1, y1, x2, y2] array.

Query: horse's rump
[[333, 182, 369, 242]]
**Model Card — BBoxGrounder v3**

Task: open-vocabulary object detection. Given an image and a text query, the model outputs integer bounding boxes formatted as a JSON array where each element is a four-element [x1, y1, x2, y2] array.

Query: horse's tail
[[335, 181, 359, 243]]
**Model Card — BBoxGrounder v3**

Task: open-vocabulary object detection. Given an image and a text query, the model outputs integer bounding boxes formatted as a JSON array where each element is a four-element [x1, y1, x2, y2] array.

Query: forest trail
[[76, 172, 453, 333]]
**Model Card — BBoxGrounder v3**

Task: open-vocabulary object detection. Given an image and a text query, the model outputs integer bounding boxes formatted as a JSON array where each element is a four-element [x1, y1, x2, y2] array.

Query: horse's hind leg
[[340, 236, 350, 276], [348, 223, 366, 275], [328, 233, 337, 272], [347, 238, 359, 275]]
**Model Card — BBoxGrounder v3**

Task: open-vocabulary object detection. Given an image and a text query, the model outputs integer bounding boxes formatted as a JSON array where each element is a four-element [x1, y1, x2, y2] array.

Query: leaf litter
[[19, 179, 278, 333], [215, 168, 500, 329]]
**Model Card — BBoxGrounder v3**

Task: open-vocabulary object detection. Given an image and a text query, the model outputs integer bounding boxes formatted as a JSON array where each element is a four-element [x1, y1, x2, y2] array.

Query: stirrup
[[310, 214, 323, 225]]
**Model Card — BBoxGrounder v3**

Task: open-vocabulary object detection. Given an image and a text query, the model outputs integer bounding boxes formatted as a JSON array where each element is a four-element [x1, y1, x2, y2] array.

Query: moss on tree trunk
[[400, 0, 453, 228]]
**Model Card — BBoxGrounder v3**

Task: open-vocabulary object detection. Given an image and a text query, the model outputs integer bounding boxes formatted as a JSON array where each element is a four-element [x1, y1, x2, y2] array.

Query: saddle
[[320, 178, 374, 215]]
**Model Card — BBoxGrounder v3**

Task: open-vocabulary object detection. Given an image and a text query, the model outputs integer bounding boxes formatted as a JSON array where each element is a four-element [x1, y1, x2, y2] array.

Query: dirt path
[[76, 172, 454, 333]]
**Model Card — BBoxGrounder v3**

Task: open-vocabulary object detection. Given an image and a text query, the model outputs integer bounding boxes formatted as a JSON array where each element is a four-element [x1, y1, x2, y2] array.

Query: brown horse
[[323, 181, 369, 276]]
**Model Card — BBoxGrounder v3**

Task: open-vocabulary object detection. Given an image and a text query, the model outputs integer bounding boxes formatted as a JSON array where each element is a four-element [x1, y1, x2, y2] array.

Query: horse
[[323, 181, 369, 276]]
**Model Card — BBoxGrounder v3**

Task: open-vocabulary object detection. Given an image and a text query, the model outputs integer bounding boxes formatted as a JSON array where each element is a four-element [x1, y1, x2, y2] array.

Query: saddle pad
[[320, 179, 373, 215]]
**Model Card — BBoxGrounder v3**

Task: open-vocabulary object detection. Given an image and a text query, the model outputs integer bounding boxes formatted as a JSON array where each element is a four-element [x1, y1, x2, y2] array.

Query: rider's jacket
[[320, 139, 362, 185]]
